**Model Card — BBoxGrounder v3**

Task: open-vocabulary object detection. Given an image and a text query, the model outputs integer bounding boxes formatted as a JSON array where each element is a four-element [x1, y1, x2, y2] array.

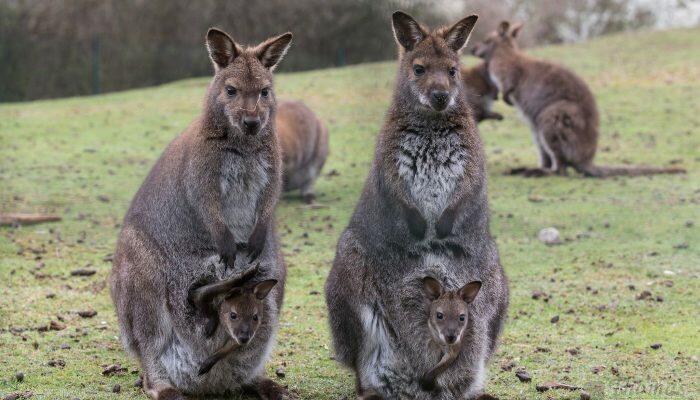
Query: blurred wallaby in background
[[277, 100, 329, 203], [472, 21, 687, 177]]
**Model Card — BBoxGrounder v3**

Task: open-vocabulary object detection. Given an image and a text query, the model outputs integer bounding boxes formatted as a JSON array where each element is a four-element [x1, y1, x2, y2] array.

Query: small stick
[[0, 213, 61, 226]]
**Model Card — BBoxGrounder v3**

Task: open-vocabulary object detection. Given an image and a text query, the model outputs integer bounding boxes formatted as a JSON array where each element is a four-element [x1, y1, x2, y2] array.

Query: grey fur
[[109, 28, 291, 398], [325, 13, 509, 399]]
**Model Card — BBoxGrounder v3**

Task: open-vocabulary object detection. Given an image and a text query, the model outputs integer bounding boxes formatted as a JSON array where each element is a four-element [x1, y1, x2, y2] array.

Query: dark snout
[[446, 334, 457, 344], [243, 116, 261, 135], [430, 90, 450, 111], [237, 331, 251, 344]]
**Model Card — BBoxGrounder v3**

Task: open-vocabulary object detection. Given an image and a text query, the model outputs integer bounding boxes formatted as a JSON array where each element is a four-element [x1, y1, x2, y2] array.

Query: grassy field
[[1, 27, 699, 400]]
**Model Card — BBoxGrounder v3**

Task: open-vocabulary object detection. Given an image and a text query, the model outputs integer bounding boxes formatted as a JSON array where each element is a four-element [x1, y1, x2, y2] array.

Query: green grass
[[1, 27, 699, 400]]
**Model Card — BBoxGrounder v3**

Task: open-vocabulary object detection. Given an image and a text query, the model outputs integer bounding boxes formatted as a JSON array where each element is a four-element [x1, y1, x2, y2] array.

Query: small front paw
[[204, 318, 219, 337], [419, 378, 436, 392], [406, 208, 427, 240]]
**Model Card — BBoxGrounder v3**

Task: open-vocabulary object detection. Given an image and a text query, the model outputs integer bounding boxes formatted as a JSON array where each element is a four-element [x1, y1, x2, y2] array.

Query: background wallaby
[[461, 62, 502, 123], [472, 21, 686, 177], [276, 100, 329, 203], [325, 12, 509, 399], [110, 28, 292, 400], [420, 277, 481, 392]]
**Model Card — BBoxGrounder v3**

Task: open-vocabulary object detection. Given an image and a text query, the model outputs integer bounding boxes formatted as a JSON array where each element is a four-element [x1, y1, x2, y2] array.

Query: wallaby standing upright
[[461, 62, 502, 123], [110, 28, 293, 399], [472, 21, 686, 177], [325, 12, 509, 399], [276, 100, 329, 203]]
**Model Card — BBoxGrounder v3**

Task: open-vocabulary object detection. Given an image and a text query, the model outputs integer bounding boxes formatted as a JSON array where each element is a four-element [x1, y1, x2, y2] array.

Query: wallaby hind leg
[[300, 178, 316, 204], [142, 369, 184, 400], [249, 375, 295, 400]]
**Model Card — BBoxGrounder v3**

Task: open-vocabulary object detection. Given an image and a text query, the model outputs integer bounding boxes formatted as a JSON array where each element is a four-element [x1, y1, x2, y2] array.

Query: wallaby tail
[[577, 163, 686, 178]]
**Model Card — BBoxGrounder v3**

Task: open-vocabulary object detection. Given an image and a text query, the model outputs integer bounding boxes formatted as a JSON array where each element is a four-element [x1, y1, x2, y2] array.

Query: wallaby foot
[[252, 376, 295, 400], [357, 388, 384, 400], [506, 167, 552, 177], [484, 111, 503, 121], [475, 394, 499, 400], [143, 375, 185, 400], [301, 192, 316, 204]]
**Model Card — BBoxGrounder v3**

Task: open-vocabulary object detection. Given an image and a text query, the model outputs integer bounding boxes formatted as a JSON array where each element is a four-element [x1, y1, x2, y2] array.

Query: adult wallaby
[[325, 12, 509, 399], [110, 28, 292, 399], [419, 277, 481, 392], [472, 21, 686, 177], [461, 62, 502, 123], [277, 100, 329, 203]]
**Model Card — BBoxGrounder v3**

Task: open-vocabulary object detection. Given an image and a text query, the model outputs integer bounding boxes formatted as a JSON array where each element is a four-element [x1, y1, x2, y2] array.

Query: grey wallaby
[[109, 27, 293, 399], [276, 100, 329, 203], [325, 11, 509, 400], [472, 21, 686, 177], [461, 62, 503, 123]]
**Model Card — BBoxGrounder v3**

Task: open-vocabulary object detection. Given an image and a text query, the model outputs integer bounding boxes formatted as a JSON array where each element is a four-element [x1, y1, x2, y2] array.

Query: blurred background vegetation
[[1, 0, 698, 102]]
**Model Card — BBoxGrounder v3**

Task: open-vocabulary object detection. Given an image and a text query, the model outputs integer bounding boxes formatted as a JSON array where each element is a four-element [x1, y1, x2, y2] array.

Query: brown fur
[[472, 21, 686, 177], [276, 100, 329, 203], [420, 278, 481, 391], [110, 27, 292, 399], [461, 62, 502, 123]]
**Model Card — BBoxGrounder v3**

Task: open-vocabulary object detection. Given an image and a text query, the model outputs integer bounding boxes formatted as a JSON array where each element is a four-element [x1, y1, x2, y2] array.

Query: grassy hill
[[1, 27, 699, 399]]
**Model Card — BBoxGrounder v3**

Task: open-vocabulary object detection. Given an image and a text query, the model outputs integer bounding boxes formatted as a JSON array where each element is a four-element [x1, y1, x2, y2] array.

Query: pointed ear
[[254, 32, 293, 70], [422, 277, 443, 301], [510, 22, 523, 38], [392, 11, 426, 51], [206, 28, 239, 71], [458, 281, 482, 304], [253, 279, 278, 300], [442, 15, 478, 53], [498, 21, 510, 37]]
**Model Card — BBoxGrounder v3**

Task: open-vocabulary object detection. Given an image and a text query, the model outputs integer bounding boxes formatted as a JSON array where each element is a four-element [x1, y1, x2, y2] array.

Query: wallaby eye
[[413, 65, 425, 76], [459, 314, 466, 322], [449, 67, 457, 77], [261, 88, 270, 98], [225, 86, 237, 97], [436, 312, 444, 320], [253, 314, 259, 321], [229, 312, 237, 320]]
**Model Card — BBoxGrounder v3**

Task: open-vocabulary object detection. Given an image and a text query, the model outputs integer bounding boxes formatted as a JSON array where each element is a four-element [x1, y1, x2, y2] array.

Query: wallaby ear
[[206, 28, 239, 71], [254, 32, 293, 70], [442, 15, 478, 53], [422, 277, 444, 301], [510, 22, 524, 38], [458, 281, 482, 304], [392, 11, 426, 51], [253, 279, 278, 300], [498, 21, 511, 37]]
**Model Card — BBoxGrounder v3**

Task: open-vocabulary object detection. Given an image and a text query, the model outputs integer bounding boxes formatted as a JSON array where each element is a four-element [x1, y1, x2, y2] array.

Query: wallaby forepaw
[[204, 318, 218, 337], [418, 377, 436, 392]]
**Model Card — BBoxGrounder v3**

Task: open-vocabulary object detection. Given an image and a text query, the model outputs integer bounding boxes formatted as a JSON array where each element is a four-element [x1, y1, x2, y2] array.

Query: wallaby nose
[[243, 116, 261, 134], [430, 90, 450, 110], [446, 334, 457, 344], [238, 334, 250, 344]]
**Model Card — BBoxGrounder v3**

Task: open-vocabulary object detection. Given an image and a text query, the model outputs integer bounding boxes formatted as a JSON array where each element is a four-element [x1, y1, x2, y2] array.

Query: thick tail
[[577, 164, 686, 178]]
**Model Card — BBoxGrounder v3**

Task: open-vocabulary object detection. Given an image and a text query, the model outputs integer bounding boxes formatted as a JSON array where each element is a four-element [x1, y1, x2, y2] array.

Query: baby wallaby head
[[219, 279, 277, 345], [471, 20, 523, 61], [422, 277, 481, 346], [391, 11, 477, 113], [205, 28, 292, 136]]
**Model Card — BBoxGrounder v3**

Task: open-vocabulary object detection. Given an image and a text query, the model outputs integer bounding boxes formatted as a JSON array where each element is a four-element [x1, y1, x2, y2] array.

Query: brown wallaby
[[325, 12, 509, 400], [419, 277, 481, 392], [110, 27, 292, 400], [276, 100, 329, 203], [472, 21, 686, 177], [188, 264, 278, 378], [461, 62, 502, 123]]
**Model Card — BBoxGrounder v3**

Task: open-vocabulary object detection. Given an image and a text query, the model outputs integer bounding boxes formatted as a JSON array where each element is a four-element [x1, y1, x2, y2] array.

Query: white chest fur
[[396, 130, 468, 221], [219, 153, 270, 243]]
